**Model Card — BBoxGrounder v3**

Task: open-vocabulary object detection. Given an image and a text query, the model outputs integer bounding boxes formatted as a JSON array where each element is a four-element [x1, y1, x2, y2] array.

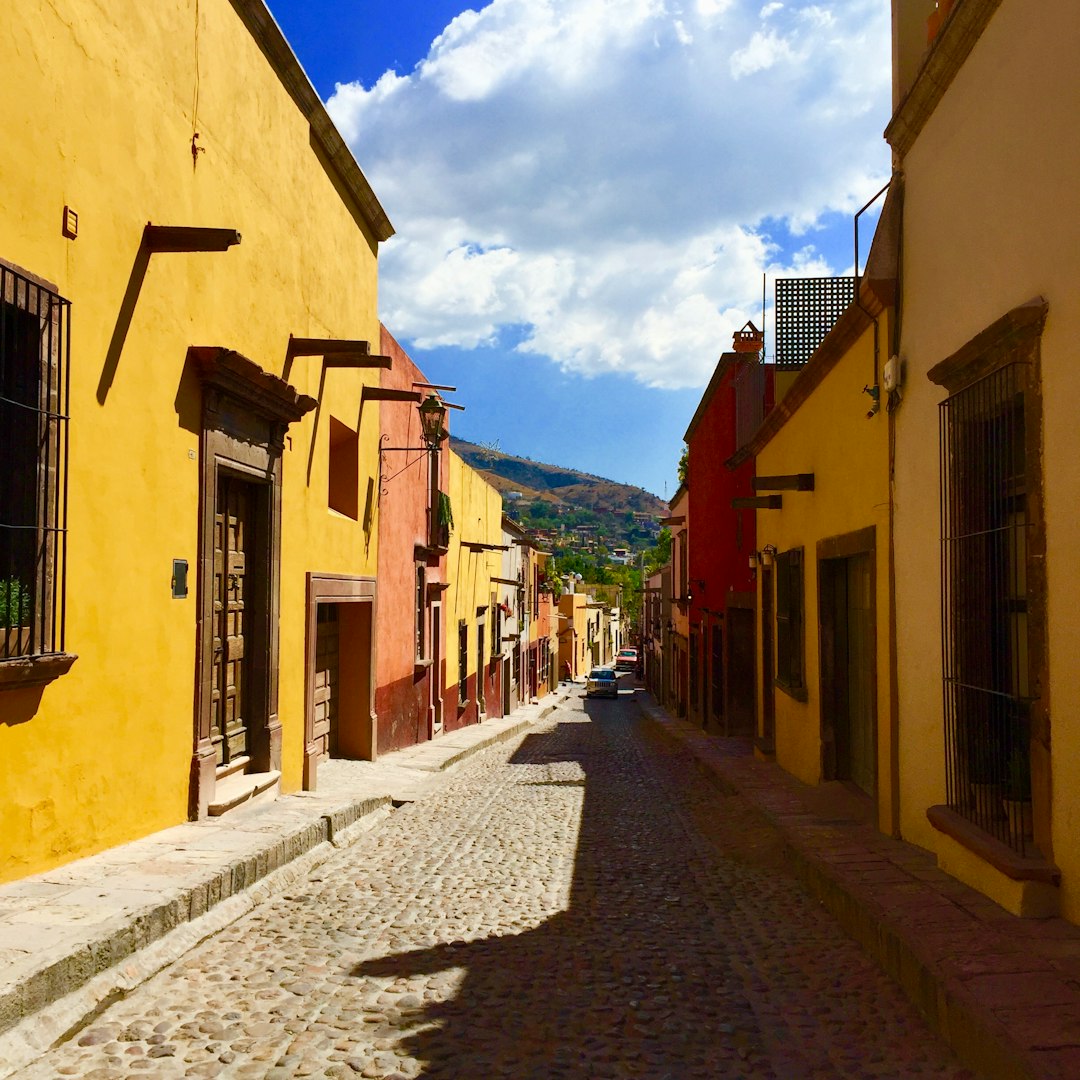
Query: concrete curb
[[634, 690, 1072, 1080]]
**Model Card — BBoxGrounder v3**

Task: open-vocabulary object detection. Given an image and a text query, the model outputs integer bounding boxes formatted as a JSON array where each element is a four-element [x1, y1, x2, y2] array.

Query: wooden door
[[727, 608, 756, 737], [212, 476, 254, 767], [821, 553, 876, 795], [312, 603, 340, 762], [844, 553, 876, 795], [760, 566, 775, 750]]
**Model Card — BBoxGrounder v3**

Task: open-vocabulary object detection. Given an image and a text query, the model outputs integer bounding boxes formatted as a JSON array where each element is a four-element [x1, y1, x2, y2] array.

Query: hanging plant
[[438, 491, 455, 532]]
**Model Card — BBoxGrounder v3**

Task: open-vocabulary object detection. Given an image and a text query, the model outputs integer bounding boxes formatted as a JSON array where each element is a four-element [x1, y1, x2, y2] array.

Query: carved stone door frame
[[189, 348, 315, 820]]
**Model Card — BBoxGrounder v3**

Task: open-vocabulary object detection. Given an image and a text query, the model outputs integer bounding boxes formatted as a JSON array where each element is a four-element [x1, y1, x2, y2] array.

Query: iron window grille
[[415, 566, 425, 660], [458, 621, 469, 706], [940, 362, 1033, 854], [774, 277, 856, 370], [0, 263, 70, 660], [775, 548, 804, 691]]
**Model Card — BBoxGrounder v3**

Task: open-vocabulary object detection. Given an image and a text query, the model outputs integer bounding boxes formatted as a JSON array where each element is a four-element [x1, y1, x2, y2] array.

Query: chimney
[[732, 320, 763, 355]]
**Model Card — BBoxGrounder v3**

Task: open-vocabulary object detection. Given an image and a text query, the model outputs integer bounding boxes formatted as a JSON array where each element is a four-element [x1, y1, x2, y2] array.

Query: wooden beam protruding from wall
[[753, 474, 815, 492], [731, 495, 782, 510]]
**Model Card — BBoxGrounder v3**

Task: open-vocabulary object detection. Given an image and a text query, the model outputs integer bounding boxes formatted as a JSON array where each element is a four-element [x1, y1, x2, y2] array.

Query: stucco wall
[[0, 0, 382, 880], [755, 319, 893, 830], [444, 452, 503, 730], [893, 0, 1080, 917]]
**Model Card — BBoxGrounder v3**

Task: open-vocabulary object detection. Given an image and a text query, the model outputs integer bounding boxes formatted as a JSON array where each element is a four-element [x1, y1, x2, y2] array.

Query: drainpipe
[[854, 180, 891, 418]]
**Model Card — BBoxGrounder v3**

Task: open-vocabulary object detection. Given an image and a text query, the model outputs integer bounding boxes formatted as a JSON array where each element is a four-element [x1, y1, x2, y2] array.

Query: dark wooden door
[[727, 607, 756, 737], [312, 603, 340, 762], [212, 476, 254, 767], [844, 553, 876, 795], [761, 566, 775, 751], [821, 554, 876, 795]]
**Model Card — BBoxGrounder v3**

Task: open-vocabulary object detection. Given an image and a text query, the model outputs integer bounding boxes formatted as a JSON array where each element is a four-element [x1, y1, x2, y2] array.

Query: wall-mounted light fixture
[[748, 552, 760, 570], [417, 394, 448, 451], [761, 544, 777, 568]]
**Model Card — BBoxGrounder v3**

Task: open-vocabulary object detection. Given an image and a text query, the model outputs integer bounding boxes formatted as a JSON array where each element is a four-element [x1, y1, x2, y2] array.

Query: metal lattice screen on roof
[[774, 276, 855, 369]]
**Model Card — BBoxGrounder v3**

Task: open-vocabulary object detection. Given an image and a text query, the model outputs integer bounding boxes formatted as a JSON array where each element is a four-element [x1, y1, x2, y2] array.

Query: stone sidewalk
[[0, 688, 572, 1076], [635, 690, 1080, 1080]]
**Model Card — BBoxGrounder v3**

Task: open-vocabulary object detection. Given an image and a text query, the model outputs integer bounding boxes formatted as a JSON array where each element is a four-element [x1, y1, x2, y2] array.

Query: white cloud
[[327, 0, 891, 391]]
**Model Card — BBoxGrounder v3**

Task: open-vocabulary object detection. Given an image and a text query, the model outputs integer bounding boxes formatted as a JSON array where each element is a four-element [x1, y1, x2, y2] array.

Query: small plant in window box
[[0, 578, 31, 657], [1003, 746, 1034, 841]]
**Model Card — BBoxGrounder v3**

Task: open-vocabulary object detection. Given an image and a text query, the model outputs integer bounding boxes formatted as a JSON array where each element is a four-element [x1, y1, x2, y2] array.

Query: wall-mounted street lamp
[[417, 394, 448, 451]]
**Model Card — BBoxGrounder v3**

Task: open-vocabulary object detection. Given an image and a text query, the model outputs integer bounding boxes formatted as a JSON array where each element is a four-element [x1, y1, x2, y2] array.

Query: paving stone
[[11, 699, 967, 1079]]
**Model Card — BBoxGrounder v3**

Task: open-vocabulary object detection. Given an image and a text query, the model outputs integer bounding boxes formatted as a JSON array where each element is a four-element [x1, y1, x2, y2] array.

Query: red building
[[373, 327, 451, 753], [683, 322, 772, 736]]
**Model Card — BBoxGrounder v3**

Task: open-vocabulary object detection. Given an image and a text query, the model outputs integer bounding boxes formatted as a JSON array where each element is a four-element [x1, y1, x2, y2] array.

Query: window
[[932, 299, 1046, 857], [0, 262, 70, 665], [491, 595, 502, 657], [476, 618, 486, 715], [775, 548, 804, 693], [458, 621, 469, 705], [328, 416, 359, 519], [415, 566, 425, 660], [940, 365, 1033, 849]]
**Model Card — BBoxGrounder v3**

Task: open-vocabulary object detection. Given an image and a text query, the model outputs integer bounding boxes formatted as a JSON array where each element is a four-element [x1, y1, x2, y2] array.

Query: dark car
[[586, 667, 619, 698]]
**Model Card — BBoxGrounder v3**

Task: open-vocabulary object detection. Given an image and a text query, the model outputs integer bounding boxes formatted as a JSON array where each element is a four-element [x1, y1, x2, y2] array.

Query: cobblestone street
[[17, 696, 975, 1079]]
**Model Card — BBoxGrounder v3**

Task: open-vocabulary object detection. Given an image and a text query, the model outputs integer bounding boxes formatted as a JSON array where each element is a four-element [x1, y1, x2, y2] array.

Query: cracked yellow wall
[[0, 0, 382, 881]]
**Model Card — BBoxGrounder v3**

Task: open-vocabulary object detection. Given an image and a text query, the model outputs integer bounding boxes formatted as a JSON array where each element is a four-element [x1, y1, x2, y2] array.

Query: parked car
[[615, 648, 638, 673], [586, 667, 619, 698]]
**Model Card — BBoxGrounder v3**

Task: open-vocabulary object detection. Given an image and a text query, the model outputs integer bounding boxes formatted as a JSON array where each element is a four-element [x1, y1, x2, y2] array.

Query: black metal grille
[[774, 277, 855, 369], [0, 264, 70, 660], [940, 362, 1032, 854]]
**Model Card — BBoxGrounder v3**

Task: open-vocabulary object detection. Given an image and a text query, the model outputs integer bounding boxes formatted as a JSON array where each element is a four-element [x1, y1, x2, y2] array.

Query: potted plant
[[1003, 746, 1034, 841], [0, 577, 31, 656]]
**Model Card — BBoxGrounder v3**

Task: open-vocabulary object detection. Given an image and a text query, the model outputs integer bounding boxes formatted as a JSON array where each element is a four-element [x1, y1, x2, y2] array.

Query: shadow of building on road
[[350, 708, 760, 1078]]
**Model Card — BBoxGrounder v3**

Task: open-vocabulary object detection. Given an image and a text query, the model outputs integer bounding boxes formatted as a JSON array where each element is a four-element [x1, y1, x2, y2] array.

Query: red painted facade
[[684, 324, 772, 735], [374, 327, 450, 753]]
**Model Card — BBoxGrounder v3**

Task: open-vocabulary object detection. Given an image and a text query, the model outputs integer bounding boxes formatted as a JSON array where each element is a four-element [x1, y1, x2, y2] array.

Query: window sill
[[0, 652, 78, 689], [927, 804, 1060, 885], [414, 658, 433, 671], [774, 678, 808, 703]]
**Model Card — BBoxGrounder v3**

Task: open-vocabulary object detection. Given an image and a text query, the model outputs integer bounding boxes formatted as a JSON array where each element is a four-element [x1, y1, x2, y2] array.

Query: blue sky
[[267, 0, 891, 498]]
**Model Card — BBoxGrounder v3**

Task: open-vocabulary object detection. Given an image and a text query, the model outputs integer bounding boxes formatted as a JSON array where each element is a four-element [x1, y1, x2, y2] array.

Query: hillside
[[450, 437, 667, 552]]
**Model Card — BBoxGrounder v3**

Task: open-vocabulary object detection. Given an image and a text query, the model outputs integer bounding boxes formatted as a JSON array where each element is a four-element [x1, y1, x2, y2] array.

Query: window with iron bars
[[940, 362, 1034, 854], [775, 548, 804, 693], [458, 621, 469, 706], [0, 262, 70, 664]]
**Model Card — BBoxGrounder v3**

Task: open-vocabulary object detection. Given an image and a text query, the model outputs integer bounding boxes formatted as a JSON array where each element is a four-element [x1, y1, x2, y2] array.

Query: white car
[[586, 667, 619, 698]]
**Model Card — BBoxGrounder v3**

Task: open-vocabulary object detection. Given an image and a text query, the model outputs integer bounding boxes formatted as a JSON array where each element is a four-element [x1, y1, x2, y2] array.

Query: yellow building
[[889, 0, 1080, 919], [557, 592, 591, 681], [747, 223, 898, 833], [0, 0, 393, 882], [444, 450, 504, 727]]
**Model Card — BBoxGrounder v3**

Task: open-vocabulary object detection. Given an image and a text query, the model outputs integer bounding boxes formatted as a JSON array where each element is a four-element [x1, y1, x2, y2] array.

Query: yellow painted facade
[[558, 593, 590, 681], [890, 0, 1080, 919], [754, 310, 895, 834], [0, 0, 390, 881], [444, 450, 503, 720]]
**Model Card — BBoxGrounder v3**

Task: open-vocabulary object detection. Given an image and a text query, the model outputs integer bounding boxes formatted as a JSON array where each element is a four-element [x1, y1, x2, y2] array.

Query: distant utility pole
[[478, 439, 501, 466]]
